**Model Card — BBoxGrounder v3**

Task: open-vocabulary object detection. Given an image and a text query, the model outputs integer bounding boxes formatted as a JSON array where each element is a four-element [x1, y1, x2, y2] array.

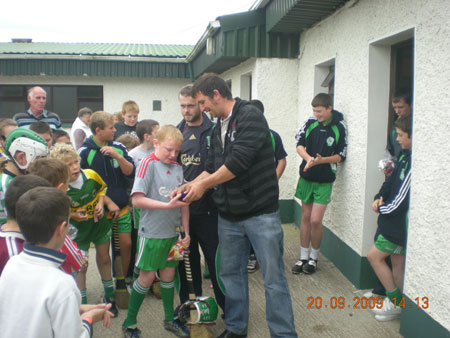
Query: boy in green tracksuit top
[[292, 93, 347, 275], [50, 143, 120, 315]]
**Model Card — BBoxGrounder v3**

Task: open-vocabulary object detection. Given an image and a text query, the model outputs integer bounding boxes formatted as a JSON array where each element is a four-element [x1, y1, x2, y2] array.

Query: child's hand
[[180, 233, 191, 249], [304, 157, 315, 172], [94, 203, 104, 223], [304, 154, 322, 172], [81, 303, 114, 327], [167, 194, 189, 209], [372, 197, 384, 213], [100, 146, 120, 160], [106, 202, 120, 220], [71, 209, 89, 222]]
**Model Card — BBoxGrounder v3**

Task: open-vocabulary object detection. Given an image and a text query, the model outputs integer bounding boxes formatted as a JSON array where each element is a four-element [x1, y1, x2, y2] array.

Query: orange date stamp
[[307, 296, 429, 310]]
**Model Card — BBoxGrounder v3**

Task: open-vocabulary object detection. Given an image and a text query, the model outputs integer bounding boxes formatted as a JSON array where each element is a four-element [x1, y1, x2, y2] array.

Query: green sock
[[80, 288, 87, 304], [123, 280, 150, 328], [102, 279, 114, 300], [160, 280, 175, 321], [386, 288, 402, 305]]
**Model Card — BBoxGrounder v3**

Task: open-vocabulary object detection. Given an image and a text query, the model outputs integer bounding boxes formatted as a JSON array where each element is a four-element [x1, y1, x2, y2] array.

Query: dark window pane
[[0, 86, 24, 97], [78, 87, 102, 98], [78, 100, 103, 113], [153, 100, 162, 111], [0, 101, 27, 118], [53, 87, 77, 122]]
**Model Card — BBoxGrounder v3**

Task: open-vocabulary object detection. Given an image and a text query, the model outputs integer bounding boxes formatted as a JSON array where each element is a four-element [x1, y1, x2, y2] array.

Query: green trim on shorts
[[115, 210, 132, 233], [73, 215, 112, 251], [295, 177, 332, 204], [375, 234, 405, 255], [136, 236, 179, 271]]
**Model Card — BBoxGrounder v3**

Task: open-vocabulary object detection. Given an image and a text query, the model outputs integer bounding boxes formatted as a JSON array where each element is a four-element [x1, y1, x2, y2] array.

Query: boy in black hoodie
[[292, 93, 347, 275], [368, 115, 411, 322], [79, 111, 135, 287]]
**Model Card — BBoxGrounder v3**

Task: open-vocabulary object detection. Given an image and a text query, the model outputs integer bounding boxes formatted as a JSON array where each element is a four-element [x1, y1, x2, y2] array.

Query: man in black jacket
[[171, 74, 297, 338]]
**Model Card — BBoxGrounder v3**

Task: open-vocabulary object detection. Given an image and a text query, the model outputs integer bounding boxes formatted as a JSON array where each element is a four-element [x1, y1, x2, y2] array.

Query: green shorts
[[375, 234, 405, 255], [295, 177, 332, 204], [135, 236, 179, 271], [72, 215, 112, 251], [107, 207, 132, 233]]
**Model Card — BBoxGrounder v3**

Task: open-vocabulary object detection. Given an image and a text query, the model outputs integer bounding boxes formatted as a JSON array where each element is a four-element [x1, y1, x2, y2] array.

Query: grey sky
[[0, 0, 256, 45]]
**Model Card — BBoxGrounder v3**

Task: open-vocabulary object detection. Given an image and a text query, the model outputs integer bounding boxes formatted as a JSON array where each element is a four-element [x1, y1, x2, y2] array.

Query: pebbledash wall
[[293, 0, 449, 336], [218, 0, 450, 335], [0, 76, 190, 126]]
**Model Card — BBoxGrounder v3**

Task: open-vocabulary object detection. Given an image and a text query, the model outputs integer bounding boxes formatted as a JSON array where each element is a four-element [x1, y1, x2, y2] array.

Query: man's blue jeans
[[218, 211, 297, 337]]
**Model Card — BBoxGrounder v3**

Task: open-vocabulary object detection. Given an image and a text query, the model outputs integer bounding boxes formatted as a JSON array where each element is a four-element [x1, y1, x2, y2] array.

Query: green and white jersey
[[0, 170, 16, 224]]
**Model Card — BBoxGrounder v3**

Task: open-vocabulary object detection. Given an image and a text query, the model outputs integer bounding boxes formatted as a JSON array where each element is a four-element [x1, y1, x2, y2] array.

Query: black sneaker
[[291, 260, 308, 274], [247, 254, 259, 273], [302, 259, 317, 274], [102, 295, 119, 317], [122, 326, 141, 338], [163, 319, 189, 337]]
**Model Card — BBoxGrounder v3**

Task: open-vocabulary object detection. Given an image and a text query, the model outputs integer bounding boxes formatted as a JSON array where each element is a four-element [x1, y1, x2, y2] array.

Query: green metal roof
[[266, 0, 349, 33], [0, 42, 193, 58]]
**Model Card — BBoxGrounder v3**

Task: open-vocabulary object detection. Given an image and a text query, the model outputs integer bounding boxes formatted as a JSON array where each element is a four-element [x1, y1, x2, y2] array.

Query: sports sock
[[386, 288, 402, 305], [300, 246, 309, 261], [102, 279, 114, 299], [133, 266, 140, 281], [123, 280, 150, 328], [310, 247, 320, 261], [80, 288, 87, 304], [160, 280, 175, 321]]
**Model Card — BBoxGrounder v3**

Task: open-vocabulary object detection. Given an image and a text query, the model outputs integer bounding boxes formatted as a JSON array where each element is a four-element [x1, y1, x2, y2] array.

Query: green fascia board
[[217, 9, 266, 32], [0, 42, 193, 58], [0, 59, 190, 78], [189, 10, 299, 78]]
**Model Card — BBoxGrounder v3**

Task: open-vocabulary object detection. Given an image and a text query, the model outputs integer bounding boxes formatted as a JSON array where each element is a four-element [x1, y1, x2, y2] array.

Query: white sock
[[310, 247, 320, 261], [300, 246, 309, 261]]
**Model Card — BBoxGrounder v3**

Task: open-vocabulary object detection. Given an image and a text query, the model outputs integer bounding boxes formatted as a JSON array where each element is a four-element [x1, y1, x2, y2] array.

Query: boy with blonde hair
[[115, 100, 140, 140], [50, 144, 119, 313], [122, 125, 190, 338]]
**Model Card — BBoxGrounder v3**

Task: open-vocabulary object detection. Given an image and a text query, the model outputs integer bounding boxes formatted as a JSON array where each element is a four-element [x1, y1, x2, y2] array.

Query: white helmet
[[4, 128, 49, 170]]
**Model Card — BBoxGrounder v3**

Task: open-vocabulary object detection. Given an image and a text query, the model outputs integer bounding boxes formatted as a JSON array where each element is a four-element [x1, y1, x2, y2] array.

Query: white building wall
[[296, 0, 450, 329], [0, 76, 189, 126], [221, 58, 299, 200]]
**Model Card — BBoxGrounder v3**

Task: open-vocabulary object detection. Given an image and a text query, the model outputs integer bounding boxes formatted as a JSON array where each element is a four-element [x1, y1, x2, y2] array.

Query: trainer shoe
[[122, 326, 141, 338], [217, 329, 247, 338], [102, 295, 119, 317], [163, 319, 189, 337], [291, 260, 308, 274], [371, 297, 402, 321], [247, 254, 259, 273], [302, 259, 318, 274]]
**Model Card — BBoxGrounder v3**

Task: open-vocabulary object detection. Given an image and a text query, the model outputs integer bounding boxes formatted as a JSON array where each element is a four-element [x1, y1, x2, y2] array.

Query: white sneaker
[[371, 297, 402, 319]]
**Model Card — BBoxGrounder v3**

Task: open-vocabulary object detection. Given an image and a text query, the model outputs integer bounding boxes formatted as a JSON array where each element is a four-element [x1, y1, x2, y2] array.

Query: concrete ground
[[87, 224, 402, 338]]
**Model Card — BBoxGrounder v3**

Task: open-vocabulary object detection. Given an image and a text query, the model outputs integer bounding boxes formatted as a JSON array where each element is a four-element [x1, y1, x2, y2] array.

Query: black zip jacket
[[296, 110, 347, 183], [177, 112, 217, 216], [79, 136, 135, 209], [374, 149, 411, 247], [205, 98, 279, 221]]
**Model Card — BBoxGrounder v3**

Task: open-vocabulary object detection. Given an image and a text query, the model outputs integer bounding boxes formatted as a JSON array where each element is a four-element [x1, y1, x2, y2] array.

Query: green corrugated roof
[[0, 42, 193, 58]]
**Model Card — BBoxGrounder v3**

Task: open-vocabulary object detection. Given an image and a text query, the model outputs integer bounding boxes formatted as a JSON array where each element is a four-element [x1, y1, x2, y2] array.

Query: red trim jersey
[[0, 229, 25, 276]]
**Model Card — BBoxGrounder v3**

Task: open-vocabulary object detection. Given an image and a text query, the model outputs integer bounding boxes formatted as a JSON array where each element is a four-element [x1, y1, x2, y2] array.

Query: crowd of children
[[0, 89, 413, 336]]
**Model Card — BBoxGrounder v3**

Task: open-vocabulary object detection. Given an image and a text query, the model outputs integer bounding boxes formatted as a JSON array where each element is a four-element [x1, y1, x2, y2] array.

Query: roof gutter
[[0, 53, 187, 63]]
